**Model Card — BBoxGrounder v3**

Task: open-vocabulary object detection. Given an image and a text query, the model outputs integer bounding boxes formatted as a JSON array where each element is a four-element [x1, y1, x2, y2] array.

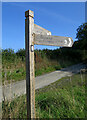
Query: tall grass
[[2, 48, 76, 85], [2, 73, 86, 119]]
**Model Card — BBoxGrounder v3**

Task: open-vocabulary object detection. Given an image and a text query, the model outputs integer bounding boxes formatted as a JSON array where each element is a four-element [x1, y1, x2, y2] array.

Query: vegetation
[[1, 22, 87, 84], [2, 73, 86, 118], [1, 22, 87, 119], [72, 22, 87, 62], [2, 48, 77, 85], [74, 23, 87, 50], [2, 48, 86, 85]]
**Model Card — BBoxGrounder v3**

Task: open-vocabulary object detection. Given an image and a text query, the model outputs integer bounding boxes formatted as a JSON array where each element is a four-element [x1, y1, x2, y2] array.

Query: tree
[[72, 23, 87, 62], [16, 48, 25, 61], [74, 23, 87, 50], [2, 48, 16, 63]]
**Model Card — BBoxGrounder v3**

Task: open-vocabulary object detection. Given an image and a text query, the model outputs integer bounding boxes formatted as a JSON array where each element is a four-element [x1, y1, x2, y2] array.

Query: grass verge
[[2, 73, 86, 119]]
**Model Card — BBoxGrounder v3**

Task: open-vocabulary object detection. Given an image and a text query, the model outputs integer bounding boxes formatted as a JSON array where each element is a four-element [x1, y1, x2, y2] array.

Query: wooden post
[[25, 10, 35, 119], [25, 9, 73, 119]]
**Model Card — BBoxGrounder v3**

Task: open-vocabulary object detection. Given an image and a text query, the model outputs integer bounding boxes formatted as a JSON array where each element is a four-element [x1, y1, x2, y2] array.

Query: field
[[2, 73, 86, 119]]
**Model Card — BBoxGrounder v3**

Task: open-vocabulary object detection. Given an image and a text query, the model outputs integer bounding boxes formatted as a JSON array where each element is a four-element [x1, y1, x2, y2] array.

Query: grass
[[2, 67, 26, 84], [2, 73, 86, 119], [2, 48, 87, 85], [2, 55, 75, 85]]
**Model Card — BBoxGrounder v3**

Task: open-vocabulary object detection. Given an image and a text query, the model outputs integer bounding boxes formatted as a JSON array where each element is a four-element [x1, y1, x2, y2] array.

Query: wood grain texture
[[34, 34, 73, 47], [25, 10, 34, 18], [34, 24, 51, 35], [25, 9, 73, 119], [25, 10, 35, 119]]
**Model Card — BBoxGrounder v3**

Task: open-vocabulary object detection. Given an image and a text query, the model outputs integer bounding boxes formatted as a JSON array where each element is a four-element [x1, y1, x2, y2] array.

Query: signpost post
[[25, 9, 73, 119]]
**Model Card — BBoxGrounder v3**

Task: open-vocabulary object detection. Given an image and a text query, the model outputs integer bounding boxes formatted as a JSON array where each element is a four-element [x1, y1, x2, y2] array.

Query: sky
[[2, 2, 85, 52]]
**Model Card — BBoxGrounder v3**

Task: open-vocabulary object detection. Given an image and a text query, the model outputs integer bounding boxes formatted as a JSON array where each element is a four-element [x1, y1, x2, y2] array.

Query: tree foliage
[[16, 48, 25, 61], [2, 23, 87, 64], [74, 23, 87, 50], [2, 48, 16, 63]]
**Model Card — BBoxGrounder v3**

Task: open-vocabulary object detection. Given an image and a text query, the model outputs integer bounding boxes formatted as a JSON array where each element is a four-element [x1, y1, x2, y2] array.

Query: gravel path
[[0, 63, 86, 102]]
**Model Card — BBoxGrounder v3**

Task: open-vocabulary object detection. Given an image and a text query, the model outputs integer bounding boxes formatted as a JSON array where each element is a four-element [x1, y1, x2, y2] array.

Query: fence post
[[25, 10, 35, 119]]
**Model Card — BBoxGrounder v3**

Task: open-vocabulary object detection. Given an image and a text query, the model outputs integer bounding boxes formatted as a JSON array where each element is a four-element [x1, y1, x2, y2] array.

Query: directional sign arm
[[34, 34, 73, 47], [34, 24, 51, 35]]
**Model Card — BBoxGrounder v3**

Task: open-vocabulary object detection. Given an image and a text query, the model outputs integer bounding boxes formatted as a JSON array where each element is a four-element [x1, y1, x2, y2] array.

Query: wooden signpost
[[25, 10, 73, 119]]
